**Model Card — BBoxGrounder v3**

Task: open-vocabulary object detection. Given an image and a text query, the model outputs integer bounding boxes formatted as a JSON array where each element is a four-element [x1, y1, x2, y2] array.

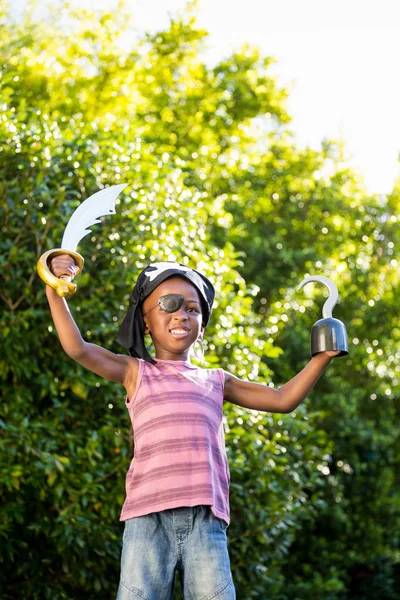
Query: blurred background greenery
[[1, 2, 400, 598]]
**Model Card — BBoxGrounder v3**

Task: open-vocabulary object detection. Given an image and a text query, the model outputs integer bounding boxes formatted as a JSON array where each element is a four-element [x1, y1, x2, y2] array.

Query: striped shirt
[[120, 358, 230, 525]]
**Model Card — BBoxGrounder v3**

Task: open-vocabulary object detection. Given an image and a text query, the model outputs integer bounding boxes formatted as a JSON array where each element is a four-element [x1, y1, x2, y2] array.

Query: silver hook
[[298, 276, 339, 319]]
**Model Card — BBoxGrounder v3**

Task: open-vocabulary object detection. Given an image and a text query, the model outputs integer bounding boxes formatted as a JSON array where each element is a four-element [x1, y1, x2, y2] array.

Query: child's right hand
[[50, 254, 79, 279]]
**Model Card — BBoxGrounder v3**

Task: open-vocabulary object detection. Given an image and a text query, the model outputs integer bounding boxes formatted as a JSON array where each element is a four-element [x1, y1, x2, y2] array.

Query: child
[[46, 257, 340, 599]]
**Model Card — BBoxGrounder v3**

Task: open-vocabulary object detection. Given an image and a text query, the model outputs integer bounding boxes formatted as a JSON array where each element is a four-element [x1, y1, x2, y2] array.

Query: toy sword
[[37, 184, 127, 297]]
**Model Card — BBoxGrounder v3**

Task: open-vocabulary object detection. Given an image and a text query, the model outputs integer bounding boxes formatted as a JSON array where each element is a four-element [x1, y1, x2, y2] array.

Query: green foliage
[[1, 2, 399, 598]]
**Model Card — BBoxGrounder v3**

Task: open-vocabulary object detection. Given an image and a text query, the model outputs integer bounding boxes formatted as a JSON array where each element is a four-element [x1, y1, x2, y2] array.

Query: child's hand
[[324, 350, 342, 358], [50, 255, 79, 279]]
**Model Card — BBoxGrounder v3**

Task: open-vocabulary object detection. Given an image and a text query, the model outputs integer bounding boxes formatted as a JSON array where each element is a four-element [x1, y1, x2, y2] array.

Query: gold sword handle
[[37, 249, 85, 297]]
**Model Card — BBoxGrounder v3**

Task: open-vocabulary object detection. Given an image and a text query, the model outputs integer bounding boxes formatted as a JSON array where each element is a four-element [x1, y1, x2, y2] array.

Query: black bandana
[[115, 262, 215, 363]]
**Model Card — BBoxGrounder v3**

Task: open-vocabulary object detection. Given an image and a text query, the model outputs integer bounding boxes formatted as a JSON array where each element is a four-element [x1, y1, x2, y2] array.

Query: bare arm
[[45, 256, 138, 394], [224, 352, 338, 413]]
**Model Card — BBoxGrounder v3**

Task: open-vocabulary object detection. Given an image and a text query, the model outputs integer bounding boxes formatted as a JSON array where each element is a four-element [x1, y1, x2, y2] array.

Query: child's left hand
[[323, 350, 342, 358]]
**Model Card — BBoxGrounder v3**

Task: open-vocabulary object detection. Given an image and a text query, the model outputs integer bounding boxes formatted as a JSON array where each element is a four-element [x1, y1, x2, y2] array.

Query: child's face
[[142, 277, 204, 360]]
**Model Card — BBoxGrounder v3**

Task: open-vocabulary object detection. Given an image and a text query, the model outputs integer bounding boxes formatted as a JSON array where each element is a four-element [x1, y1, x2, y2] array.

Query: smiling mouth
[[169, 327, 190, 336]]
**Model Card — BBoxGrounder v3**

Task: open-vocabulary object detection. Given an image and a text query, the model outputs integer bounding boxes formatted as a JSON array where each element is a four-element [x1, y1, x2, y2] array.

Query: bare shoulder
[[222, 369, 239, 398], [223, 369, 233, 385], [122, 355, 140, 398]]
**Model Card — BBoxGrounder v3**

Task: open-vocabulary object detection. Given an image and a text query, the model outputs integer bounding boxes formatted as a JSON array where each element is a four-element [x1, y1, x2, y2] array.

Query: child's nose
[[173, 308, 188, 319]]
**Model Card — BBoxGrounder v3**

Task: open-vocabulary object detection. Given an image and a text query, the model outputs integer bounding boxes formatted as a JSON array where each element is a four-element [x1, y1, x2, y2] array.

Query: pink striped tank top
[[120, 358, 230, 525]]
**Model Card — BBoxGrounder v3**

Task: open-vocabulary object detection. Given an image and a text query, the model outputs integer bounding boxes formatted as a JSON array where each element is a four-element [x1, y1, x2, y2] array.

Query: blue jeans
[[117, 505, 236, 600]]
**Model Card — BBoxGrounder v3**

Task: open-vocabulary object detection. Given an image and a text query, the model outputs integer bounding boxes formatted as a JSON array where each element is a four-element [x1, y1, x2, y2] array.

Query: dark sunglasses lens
[[158, 294, 184, 313]]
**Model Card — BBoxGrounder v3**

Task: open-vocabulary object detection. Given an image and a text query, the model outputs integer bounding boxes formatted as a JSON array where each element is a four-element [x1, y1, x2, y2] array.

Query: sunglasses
[[143, 293, 200, 316]]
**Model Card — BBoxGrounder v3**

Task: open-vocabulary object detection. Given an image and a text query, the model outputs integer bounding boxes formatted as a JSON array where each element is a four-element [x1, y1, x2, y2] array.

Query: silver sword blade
[[61, 184, 127, 251]]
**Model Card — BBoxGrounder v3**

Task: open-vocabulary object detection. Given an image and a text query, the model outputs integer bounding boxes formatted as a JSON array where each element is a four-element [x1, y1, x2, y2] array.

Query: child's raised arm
[[224, 351, 339, 414], [46, 255, 138, 395]]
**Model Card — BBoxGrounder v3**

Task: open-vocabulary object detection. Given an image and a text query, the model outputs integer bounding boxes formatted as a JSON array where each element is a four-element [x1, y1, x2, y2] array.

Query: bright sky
[[13, 0, 400, 194]]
